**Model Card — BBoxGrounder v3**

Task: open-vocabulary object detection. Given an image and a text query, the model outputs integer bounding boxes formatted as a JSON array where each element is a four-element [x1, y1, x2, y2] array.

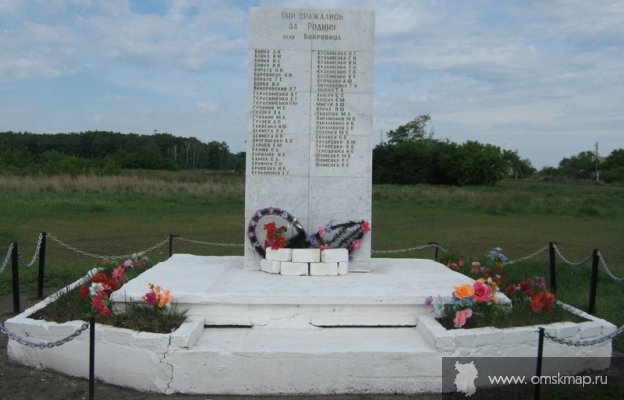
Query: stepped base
[[110, 255, 472, 327], [167, 326, 441, 395]]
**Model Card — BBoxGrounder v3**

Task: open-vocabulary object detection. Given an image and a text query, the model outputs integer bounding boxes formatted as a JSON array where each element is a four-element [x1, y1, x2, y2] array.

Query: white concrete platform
[[6, 256, 616, 395], [110, 254, 474, 326]]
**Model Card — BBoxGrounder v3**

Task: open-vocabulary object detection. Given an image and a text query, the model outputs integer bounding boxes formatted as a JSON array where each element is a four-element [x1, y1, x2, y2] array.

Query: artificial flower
[[453, 284, 474, 299], [352, 239, 361, 250], [472, 281, 493, 302], [361, 221, 371, 234], [453, 308, 473, 328]]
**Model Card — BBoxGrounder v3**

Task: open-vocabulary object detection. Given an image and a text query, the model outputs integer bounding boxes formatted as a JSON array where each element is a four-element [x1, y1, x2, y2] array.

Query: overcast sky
[[1, 0, 622, 168]]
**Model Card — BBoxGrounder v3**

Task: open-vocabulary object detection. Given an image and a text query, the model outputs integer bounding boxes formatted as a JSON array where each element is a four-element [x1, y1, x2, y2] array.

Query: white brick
[[310, 262, 338, 276], [338, 261, 349, 275], [321, 248, 349, 263], [280, 262, 309, 276], [579, 321, 602, 338], [260, 259, 281, 274], [292, 249, 320, 263], [265, 248, 292, 262], [453, 330, 476, 348]]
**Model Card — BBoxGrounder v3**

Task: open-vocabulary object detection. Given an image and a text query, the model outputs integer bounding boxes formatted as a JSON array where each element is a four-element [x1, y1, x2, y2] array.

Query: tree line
[[0, 131, 244, 175], [373, 115, 624, 185], [373, 115, 535, 185], [2, 124, 622, 184]]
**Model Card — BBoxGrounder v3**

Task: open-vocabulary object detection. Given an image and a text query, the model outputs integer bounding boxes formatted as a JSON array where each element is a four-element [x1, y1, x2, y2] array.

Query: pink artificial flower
[[144, 292, 157, 306], [472, 281, 493, 302], [319, 244, 329, 251], [318, 226, 326, 237], [458, 260, 465, 268], [453, 308, 473, 328], [123, 259, 133, 268], [112, 266, 126, 280], [352, 239, 362, 250], [361, 221, 372, 234], [471, 261, 481, 268], [102, 258, 112, 265]]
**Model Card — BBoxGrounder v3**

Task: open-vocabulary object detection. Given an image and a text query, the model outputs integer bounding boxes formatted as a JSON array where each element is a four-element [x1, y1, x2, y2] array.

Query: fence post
[[548, 242, 557, 294], [11, 242, 20, 314], [428, 241, 439, 262], [37, 232, 47, 299], [534, 327, 545, 400], [89, 316, 95, 400], [169, 234, 179, 258], [588, 249, 599, 315]]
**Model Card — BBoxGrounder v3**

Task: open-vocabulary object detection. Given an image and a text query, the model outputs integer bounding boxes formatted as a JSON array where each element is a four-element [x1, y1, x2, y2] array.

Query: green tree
[[386, 114, 434, 144], [558, 151, 595, 179], [602, 148, 624, 182]]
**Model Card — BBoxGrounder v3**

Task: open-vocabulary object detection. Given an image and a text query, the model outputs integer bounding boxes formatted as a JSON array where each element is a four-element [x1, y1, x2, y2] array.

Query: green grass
[[1, 173, 622, 348]]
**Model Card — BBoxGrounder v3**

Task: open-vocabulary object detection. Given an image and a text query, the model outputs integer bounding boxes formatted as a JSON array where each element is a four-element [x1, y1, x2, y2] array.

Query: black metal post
[[428, 241, 439, 262], [534, 327, 545, 400], [89, 316, 95, 400], [169, 234, 179, 258], [548, 242, 557, 294], [588, 249, 599, 315], [11, 242, 20, 314], [37, 232, 47, 299]]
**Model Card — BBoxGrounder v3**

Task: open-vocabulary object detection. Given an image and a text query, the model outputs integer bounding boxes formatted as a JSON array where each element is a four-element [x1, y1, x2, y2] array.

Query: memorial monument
[[244, 8, 375, 272], [7, 6, 613, 396]]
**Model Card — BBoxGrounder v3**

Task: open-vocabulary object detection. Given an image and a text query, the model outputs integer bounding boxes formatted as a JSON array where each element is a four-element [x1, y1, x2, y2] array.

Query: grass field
[[1, 171, 622, 349]]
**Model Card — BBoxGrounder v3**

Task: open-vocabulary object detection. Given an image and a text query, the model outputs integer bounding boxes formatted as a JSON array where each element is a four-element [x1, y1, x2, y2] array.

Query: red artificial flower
[[505, 284, 517, 296], [79, 285, 90, 299], [361, 221, 372, 234], [530, 291, 556, 313], [523, 289, 536, 299], [98, 307, 112, 316], [519, 281, 530, 291], [484, 268, 492, 276], [271, 235, 287, 250], [495, 264, 505, 272], [91, 272, 109, 284]]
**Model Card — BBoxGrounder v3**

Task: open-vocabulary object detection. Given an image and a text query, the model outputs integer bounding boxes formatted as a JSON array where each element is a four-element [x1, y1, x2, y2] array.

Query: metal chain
[[0, 243, 15, 274], [47, 234, 169, 260], [18, 233, 44, 268], [543, 324, 624, 347], [371, 243, 448, 255], [176, 237, 244, 248], [0, 321, 90, 349], [598, 251, 624, 282], [505, 246, 549, 265], [553, 243, 592, 266]]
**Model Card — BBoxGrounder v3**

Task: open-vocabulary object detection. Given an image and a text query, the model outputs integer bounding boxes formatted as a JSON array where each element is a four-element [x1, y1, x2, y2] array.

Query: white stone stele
[[6, 255, 616, 395], [244, 7, 375, 272]]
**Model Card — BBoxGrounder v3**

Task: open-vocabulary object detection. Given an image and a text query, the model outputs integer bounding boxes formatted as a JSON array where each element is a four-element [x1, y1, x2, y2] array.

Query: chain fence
[[47, 234, 169, 260], [17, 233, 44, 268], [371, 243, 449, 255], [0, 243, 14, 274], [543, 324, 624, 347], [552, 243, 593, 266], [176, 236, 244, 248], [505, 245, 549, 265], [3, 234, 624, 286], [598, 251, 624, 282], [0, 321, 90, 349]]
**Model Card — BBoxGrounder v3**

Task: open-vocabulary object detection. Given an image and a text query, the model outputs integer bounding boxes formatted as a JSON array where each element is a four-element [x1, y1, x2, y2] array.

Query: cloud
[[197, 99, 219, 113]]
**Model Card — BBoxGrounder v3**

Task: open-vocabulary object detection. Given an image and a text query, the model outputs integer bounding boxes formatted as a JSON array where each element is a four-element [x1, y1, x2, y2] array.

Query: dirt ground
[[1, 293, 622, 400]]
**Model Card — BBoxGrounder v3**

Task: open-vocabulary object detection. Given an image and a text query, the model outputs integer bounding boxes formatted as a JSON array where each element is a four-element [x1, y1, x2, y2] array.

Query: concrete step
[[111, 255, 474, 327], [166, 325, 442, 395]]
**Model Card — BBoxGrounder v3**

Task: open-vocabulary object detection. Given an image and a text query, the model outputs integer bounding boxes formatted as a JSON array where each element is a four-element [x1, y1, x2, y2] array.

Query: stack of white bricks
[[260, 248, 349, 276]]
